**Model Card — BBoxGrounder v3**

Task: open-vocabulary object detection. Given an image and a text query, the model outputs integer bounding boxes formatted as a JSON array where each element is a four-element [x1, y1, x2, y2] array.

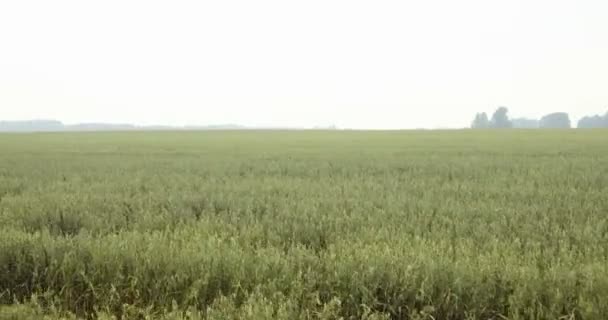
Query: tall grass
[[1, 130, 607, 319]]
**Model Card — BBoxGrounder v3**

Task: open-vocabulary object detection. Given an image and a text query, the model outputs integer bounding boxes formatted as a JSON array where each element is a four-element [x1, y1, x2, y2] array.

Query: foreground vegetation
[[1, 130, 607, 319]]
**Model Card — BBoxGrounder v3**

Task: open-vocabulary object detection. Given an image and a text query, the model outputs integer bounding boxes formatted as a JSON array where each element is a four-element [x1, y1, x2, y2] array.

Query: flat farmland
[[1, 130, 607, 319]]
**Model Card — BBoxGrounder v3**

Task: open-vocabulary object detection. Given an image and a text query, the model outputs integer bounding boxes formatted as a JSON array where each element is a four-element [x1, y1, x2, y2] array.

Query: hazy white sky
[[1, 0, 607, 128]]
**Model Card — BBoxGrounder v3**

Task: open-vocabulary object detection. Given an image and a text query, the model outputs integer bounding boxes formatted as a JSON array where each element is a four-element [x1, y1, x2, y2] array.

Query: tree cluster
[[577, 112, 608, 128], [471, 107, 512, 129], [470, 108, 608, 129], [539, 113, 571, 128]]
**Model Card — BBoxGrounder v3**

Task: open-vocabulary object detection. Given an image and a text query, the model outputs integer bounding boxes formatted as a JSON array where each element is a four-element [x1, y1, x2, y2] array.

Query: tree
[[471, 112, 490, 129], [577, 111, 608, 128], [490, 107, 512, 128], [539, 112, 571, 128], [577, 115, 605, 128]]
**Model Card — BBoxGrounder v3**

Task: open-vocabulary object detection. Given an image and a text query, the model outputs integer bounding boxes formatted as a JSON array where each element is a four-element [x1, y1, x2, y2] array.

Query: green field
[[1, 130, 607, 319]]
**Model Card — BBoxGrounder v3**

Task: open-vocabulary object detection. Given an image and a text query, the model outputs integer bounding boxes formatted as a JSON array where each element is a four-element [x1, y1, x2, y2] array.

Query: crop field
[[0, 130, 607, 319]]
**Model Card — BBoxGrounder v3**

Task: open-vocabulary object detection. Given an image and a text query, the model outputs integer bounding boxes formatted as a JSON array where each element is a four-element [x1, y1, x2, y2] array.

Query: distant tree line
[[471, 107, 608, 129], [0, 120, 249, 132], [578, 112, 608, 128]]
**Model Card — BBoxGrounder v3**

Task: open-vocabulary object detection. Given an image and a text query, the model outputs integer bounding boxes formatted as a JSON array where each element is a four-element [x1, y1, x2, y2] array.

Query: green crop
[[1, 130, 607, 319]]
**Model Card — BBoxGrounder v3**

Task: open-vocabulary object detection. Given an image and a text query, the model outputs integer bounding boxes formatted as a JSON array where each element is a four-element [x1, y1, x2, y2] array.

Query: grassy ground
[[1, 130, 607, 319]]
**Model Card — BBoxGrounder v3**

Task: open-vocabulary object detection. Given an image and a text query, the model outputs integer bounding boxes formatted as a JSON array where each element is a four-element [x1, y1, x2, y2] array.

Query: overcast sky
[[1, 0, 607, 129]]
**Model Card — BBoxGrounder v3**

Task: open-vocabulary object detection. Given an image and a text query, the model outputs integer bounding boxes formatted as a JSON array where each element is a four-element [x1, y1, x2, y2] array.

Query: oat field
[[1, 130, 607, 319]]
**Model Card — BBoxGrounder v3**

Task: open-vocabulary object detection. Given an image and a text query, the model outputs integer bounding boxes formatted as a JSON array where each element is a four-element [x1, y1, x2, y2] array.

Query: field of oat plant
[[1, 130, 607, 320]]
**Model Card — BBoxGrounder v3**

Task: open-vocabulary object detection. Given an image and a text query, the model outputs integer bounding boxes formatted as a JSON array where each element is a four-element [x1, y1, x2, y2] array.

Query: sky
[[1, 0, 607, 129]]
